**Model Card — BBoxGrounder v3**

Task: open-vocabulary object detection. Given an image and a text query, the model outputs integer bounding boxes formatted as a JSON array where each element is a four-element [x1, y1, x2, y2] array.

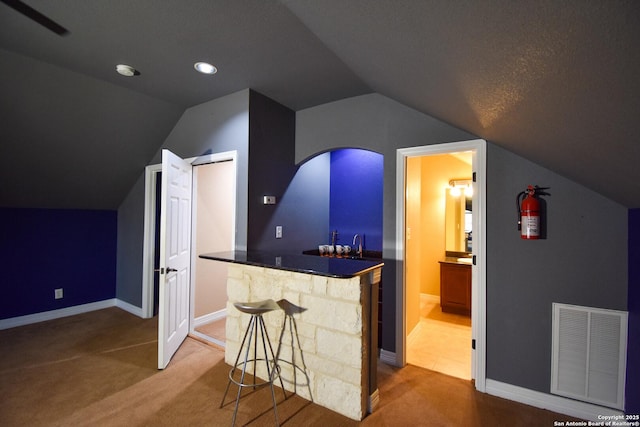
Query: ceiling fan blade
[[1, 0, 69, 36]]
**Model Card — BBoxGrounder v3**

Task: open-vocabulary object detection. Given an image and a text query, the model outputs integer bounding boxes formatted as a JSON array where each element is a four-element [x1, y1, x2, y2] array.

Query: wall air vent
[[551, 303, 627, 410]]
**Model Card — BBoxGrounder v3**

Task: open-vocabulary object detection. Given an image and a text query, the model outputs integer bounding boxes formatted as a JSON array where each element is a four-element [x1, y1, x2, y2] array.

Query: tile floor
[[407, 294, 472, 380]]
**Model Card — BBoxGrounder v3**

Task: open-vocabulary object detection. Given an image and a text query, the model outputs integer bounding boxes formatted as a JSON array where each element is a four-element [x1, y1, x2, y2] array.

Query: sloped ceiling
[[1, 0, 639, 209]]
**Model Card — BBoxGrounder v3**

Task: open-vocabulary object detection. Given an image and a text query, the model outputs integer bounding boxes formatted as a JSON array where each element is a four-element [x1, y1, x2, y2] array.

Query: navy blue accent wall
[[0, 208, 117, 319], [627, 208, 640, 413], [329, 149, 383, 251]]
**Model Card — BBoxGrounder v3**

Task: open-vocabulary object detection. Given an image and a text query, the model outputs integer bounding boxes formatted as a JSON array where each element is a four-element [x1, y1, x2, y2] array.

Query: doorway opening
[[396, 139, 486, 391], [405, 152, 472, 379], [142, 151, 237, 348], [190, 159, 235, 346]]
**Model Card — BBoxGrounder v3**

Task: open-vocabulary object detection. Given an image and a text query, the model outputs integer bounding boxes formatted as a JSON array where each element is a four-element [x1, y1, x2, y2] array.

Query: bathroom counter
[[440, 256, 473, 265]]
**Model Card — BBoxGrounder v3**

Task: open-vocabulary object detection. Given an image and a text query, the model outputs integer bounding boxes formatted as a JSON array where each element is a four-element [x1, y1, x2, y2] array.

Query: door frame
[[395, 139, 486, 392], [142, 150, 238, 320]]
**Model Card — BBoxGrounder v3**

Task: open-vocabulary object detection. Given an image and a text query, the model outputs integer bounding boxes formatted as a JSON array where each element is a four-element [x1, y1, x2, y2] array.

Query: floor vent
[[551, 303, 627, 410]]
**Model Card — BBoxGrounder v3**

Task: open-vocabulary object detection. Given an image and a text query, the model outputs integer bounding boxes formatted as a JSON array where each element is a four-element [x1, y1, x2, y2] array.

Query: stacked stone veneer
[[225, 263, 368, 421]]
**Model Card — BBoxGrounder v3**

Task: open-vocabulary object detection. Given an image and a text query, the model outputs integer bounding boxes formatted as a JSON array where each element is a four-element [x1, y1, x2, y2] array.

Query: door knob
[[153, 267, 178, 274]]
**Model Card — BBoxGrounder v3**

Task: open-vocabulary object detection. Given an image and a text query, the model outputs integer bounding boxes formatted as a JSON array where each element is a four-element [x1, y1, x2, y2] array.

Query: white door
[[158, 149, 192, 369]]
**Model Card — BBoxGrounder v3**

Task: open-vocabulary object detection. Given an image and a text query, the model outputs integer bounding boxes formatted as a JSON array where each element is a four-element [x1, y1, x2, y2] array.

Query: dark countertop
[[199, 250, 384, 278]]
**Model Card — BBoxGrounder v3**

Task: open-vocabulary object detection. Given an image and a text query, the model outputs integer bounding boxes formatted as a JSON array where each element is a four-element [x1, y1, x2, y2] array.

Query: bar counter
[[198, 250, 383, 278], [199, 250, 383, 421]]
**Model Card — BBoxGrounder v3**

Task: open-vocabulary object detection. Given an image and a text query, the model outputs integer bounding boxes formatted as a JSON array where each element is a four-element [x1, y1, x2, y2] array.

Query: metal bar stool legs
[[275, 299, 313, 402], [220, 300, 285, 426]]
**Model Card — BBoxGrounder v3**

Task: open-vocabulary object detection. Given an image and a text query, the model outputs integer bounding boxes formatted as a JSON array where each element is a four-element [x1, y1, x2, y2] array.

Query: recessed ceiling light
[[194, 62, 217, 75], [116, 64, 139, 77]]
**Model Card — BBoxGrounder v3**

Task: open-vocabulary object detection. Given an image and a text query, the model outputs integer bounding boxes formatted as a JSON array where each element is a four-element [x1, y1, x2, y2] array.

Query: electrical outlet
[[54, 288, 63, 299], [275, 225, 283, 239]]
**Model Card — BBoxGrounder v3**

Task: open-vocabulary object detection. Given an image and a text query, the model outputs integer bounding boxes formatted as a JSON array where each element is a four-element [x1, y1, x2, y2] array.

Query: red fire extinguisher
[[517, 185, 549, 240]]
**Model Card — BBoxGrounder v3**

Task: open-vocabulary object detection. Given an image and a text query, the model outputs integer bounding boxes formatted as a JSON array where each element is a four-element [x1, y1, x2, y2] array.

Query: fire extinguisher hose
[[516, 190, 526, 231]]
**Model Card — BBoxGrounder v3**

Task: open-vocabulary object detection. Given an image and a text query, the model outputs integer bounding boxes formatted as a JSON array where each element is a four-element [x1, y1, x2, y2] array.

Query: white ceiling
[[1, 0, 639, 209]]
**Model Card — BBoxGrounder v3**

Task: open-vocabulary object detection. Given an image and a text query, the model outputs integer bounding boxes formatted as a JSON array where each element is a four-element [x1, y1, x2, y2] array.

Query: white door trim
[[395, 139, 486, 392], [142, 150, 238, 320], [142, 163, 161, 319]]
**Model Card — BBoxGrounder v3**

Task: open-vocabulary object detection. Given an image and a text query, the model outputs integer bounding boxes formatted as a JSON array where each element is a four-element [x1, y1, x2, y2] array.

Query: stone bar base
[[225, 264, 370, 420]]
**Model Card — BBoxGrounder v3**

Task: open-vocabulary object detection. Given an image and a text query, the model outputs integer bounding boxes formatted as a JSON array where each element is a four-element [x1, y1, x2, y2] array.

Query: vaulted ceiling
[[1, 0, 638, 209]]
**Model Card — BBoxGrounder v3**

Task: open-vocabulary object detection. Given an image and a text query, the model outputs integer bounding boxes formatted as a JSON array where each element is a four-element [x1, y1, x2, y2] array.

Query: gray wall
[[486, 143, 627, 392], [116, 89, 250, 307], [246, 91, 298, 250], [246, 91, 330, 252], [296, 93, 475, 254], [116, 174, 146, 306], [295, 93, 628, 394], [296, 93, 475, 349], [152, 88, 251, 251], [252, 151, 331, 252], [116, 89, 629, 396]]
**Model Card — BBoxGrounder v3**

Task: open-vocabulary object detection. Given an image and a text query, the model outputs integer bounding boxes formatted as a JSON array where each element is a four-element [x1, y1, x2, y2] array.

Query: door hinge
[[472, 339, 476, 350], [472, 255, 476, 265], [472, 172, 476, 182]]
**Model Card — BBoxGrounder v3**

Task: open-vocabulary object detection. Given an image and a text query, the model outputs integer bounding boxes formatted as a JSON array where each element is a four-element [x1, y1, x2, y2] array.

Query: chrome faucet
[[352, 234, 363, 258]]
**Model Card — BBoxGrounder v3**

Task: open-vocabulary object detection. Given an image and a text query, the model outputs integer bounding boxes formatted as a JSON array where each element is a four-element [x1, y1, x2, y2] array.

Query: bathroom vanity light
[[449, 179, 473, 197]]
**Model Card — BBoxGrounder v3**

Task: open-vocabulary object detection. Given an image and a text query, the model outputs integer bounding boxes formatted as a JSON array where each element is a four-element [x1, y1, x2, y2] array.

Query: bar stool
[[220, 299, 285, 426], [275, 299, 313, 401]]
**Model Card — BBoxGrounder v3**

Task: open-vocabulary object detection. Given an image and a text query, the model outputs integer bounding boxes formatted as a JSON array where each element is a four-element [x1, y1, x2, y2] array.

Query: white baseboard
[[115, 299, 144, 317], [485, 379, 624, 421], [194, 308, 226, 327], [375, 348, 623, 420], [0, 298, 144, 330]]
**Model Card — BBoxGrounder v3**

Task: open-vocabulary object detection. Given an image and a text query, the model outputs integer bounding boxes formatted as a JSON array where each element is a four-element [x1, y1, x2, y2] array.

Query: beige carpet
[[0, 307, 581, 426]]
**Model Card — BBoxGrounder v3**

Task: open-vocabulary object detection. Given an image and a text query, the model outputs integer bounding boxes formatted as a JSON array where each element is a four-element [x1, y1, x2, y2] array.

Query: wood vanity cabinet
[[439, 261, 471, 316]]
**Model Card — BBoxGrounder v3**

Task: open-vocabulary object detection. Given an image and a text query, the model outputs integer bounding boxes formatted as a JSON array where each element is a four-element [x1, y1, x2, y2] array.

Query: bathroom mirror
[[445, 190, 472, 256]]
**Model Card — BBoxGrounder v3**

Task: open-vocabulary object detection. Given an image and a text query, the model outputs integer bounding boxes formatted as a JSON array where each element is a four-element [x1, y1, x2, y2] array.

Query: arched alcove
[[295, 148, 383, 252]]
